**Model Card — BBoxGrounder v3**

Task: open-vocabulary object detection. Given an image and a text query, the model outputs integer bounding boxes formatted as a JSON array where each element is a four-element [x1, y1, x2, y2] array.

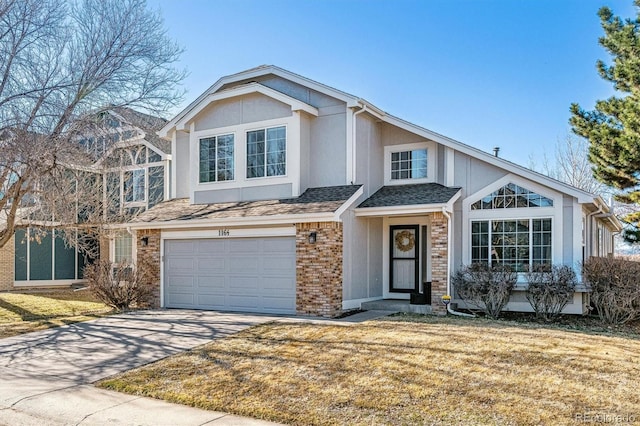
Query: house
[[0, 108, 170, 290], [124, 65, 621, 317]]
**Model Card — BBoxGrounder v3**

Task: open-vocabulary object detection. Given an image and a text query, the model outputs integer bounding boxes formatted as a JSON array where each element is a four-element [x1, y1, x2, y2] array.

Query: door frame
[[389, 225, 420, 293], [382, 216, 432, 300]]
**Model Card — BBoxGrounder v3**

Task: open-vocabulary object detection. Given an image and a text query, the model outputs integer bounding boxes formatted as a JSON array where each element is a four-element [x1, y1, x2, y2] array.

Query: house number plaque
[[218, 229, 230, 236]]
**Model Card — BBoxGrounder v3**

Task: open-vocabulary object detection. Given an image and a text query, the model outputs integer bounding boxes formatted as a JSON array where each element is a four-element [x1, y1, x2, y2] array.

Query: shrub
[[525, 264, 577, 321], [582, 257, 640, 324], [451, 263, 517, 319], [84, 260, 153, 311]]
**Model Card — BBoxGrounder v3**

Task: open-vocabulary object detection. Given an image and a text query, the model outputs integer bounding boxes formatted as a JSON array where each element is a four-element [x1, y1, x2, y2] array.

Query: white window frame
[[110, 231, 136, 266], [246, 125, 287, 180], [198, 132, 236, 184], [383, 141, 436, 186], [462, 174, 564, 283], [189, 115, 299, 199], [470, 217, 553, 271]]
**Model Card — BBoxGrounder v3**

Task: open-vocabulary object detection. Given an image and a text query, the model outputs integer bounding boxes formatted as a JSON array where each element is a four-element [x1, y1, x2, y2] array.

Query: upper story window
[[471, 183, 553, 210], [247, 126, 286, 178], [391, 149, 428, 180], [199, 134, 234, 183], [124, 169, 145, 203]]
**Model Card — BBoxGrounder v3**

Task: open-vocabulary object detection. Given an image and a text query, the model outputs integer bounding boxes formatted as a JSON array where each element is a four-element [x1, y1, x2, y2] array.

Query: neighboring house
[[0, 108, 170, 290], [125, 65, 621, 317]]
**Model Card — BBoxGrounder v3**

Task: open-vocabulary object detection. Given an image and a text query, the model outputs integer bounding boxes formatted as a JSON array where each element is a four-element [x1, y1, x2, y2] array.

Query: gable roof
[[128, 185, 363, 229], [160, 65, 612, 213]]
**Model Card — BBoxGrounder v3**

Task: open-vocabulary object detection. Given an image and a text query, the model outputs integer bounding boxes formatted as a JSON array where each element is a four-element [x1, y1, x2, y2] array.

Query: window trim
[[461, 174, 564, 276], [470, 217, 553, 272], [198, 132, 236, 184], [110, 231, 136, 266], [246, 125, 287, 180], [123, 168, 147, 205], [383, 141, 436, 186]]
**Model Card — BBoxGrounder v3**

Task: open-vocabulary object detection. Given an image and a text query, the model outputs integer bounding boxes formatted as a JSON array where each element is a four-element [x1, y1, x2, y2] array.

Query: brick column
[[0, 235, 15, 291], [296, 222, 343, 318], [430, 213, 449, 315], [136, 229, 161, 308]]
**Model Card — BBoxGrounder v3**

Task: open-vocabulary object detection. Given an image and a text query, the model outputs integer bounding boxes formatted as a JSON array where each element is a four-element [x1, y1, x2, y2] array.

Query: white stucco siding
[[355, 114, 383, 194], [342, 213, 383, 310], [175, 131, 190, 198], [193, 93, 292, 131], [258, 76, 345, 109], [308, 113, 347, 186]]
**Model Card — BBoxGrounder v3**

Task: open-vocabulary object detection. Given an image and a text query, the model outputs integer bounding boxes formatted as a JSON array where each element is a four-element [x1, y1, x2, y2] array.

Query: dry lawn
[[98, 315, 640, 425], [0, 289, 111, 338]]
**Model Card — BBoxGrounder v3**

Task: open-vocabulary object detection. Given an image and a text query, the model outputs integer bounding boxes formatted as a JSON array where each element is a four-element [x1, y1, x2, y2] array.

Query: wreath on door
[[395, 230, 415, 252]]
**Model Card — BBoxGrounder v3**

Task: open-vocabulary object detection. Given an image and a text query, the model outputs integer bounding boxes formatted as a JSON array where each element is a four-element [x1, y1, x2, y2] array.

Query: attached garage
[[164, 236, 296, 314]]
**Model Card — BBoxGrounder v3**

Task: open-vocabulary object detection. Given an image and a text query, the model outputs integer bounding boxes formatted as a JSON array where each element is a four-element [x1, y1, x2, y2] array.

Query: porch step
[[361, 299, 432, 315]]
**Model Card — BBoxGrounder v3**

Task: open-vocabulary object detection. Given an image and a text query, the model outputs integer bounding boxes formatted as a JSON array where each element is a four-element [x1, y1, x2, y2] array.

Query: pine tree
[[570, 0, 640, 242]]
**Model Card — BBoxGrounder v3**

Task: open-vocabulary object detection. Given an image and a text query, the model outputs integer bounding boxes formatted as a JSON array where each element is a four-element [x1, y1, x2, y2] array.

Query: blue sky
[[147, 0, 636, 167]]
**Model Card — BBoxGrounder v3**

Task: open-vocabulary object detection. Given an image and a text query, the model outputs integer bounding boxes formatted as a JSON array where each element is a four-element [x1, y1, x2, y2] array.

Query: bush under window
[[451, 263, 517, 319], [525, 264, 577, 321]]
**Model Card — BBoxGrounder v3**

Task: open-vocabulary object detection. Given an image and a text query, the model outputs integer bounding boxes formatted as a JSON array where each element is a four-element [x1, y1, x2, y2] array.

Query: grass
[[0, 289, 111, 338], [98, 314, 640, 426]]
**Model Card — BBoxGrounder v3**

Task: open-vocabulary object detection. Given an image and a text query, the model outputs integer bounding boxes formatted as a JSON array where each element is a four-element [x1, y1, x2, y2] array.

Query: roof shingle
[[132, 185, 362, 223], [358, 183, 460, 208]]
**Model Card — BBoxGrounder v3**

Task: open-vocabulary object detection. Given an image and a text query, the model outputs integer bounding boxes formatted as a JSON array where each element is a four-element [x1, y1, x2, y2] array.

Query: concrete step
[[361, 299, 432, 314]]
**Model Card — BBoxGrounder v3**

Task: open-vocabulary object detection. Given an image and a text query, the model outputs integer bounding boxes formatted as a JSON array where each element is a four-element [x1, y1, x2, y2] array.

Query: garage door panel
[[197, 257, 225, 272], [229, 276, 260, 291], [197, 240, 226, 253], [164, 236, 296, 314], [166, 292, 195, 306], [166, 275, 195, 289], [166, 257, 195, 272], [196, 276, 225, 291], [165, 240, 195, 255], [263, 238, 295, 253], [228, 257, 258, 273], [262, 257, 296, 273], [262, 296, 296, 311], [229, 239, 259, 253], [227, 295, 259, 309], [196, 294, 227, 308], [262, 277, 295, 292]]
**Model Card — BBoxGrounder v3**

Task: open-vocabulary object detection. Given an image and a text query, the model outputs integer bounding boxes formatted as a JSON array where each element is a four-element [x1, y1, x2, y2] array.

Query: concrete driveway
[[0, 310, 283, 425]]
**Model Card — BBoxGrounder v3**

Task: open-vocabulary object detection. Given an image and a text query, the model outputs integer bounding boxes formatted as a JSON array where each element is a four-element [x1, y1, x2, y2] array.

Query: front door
[[390, 225, 419, 293]]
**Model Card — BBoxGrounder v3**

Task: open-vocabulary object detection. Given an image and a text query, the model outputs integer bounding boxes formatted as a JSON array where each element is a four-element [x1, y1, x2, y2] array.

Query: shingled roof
[[358, 183, 461, 208], [132, 185, 362, 224]]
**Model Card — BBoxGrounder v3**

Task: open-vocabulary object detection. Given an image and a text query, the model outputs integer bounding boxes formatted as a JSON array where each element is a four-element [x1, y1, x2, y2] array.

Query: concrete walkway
[[0, 310, 283, 425]]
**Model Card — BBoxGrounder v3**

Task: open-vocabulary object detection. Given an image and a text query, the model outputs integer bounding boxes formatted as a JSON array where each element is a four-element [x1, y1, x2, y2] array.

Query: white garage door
[[164, 237, 296, 314]]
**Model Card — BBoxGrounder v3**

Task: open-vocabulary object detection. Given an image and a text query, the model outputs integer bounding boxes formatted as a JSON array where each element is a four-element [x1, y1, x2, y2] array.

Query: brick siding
[[136, 229, 161, 308], [0, 235, 14, 291], [430, 213, 449, 315], [296, 222, 343, 318]]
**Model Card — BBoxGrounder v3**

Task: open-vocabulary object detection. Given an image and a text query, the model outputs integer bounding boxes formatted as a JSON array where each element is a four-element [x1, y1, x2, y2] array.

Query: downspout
[[441, 207, 474, 317], [350, 104, 367, 184], [586, 203, 604, 258]]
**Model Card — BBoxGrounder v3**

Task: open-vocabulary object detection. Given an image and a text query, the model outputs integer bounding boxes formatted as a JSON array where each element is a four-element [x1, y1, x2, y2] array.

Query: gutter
[[441, 207, 474, 317]]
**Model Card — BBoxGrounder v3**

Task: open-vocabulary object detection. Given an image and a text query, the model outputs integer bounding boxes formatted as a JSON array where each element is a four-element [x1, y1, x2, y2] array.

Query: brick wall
[[136, 229, 161, 308], [296, 222, 343, 318], [0, 235, 14, 291], [430, 213, 448, 315]]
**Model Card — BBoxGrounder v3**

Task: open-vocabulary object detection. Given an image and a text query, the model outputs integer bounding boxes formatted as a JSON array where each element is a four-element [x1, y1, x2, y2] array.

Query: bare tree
[[529, 135, 605, 196], [0, 0, 184, 249]]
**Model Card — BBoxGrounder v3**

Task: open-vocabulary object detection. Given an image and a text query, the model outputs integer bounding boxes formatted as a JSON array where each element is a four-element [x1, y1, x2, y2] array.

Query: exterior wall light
[[308, 232, 317, 244], [141, 236, 149, 246]]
